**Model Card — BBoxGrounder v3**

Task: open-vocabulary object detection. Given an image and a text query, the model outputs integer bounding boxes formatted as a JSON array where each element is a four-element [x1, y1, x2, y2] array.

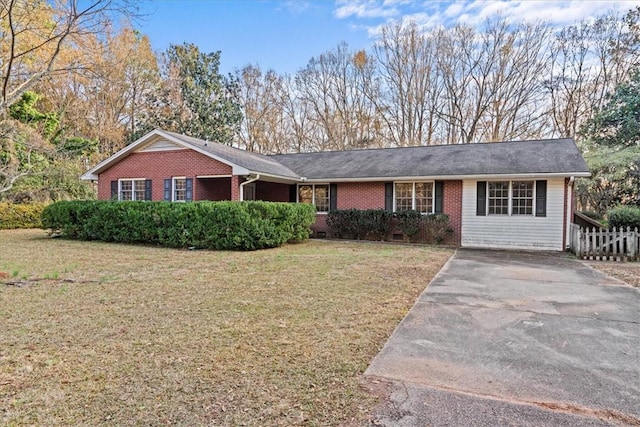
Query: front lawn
[[0, 229, 451, 426]]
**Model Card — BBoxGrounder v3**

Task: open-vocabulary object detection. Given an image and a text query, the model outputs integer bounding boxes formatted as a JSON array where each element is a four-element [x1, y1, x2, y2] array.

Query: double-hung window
[[118, 179, 148, 201], [481, 180, 540, 216], [173, 177, 187, 202], [163, 177, 193, 202], [394, 182, 433, 213], [298, 184, 330, 212]]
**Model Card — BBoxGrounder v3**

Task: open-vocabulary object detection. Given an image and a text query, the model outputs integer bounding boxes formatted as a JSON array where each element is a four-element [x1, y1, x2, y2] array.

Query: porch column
[[231, 175, 241, 201]]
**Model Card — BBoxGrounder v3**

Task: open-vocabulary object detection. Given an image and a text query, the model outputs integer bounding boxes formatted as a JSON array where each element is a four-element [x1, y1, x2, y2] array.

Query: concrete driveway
[[365, 249, 640, 426]]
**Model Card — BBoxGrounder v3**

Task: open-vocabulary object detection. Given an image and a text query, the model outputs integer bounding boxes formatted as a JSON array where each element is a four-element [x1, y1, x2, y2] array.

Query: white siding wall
[[461, 178, 566, 251]]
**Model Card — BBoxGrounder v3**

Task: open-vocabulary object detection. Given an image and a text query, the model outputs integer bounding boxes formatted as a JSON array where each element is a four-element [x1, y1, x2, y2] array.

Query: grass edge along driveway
[[0, 229, 452, 426]]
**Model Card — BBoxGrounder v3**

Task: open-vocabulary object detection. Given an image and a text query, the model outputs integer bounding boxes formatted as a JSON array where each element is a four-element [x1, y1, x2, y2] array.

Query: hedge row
[[0, 202, 47, 229], [607, 205, 640, 230], [41, 200, 316, 250], [326, 208, 452, 243]]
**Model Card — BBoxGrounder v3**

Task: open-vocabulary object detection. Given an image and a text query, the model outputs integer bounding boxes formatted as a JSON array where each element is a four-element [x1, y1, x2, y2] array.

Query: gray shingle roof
[[271, 138, 590, 180], [163, 131, 299, 179]]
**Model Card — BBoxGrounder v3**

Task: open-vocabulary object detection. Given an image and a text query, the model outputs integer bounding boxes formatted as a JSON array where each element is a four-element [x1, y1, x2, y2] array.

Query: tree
[[296, 42, 381, 150], [0, 0, 138, 113], [142, 43, 241, 144], [373, 21, 439, 146], [235, 64, 289, 153], [546, 8, 640, 138], [577, 68, 640, 213]]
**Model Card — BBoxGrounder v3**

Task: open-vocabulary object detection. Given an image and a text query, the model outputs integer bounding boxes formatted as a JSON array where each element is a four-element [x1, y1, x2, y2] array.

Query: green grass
[[0, 229, 452, 426]]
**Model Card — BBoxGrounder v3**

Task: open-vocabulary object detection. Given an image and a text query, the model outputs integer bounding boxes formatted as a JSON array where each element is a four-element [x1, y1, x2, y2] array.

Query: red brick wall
[[198, 177, 231, 200], [309, 180, 463, 245], [337, 182, 386, 209], [443, 180, 462, 245], [98, 150, 232, 200], [231, 175, 240, 201], [256, 182, 290, 202]]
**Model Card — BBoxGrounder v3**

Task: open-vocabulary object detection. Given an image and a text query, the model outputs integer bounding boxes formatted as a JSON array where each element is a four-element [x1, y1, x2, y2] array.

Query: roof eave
[[302, 171, 591, 183]]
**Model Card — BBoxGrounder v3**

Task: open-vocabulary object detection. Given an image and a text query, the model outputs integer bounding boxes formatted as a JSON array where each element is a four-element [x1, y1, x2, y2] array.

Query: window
[[163, 178, 193, 202], [511, 181, 534, 215], [488, 181, 509, 215], [484, 180, 536, 216], [173, 177, 186, 202], [119, 179, 147, 201], [298, 184, 330, 212], [394, 182, 433, 213]]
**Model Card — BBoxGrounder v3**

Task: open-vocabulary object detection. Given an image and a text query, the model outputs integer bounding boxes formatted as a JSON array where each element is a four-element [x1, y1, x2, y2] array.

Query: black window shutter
[[535, 180, 547, 217], [185, 178, 193, 201], [164, 179, 171, 201], [329, 184, 337, 211], [384, 182, 394, 212], [289, 184, 297, 202], [476, 181, 487, 216], [110, 181, 118, 200], [144, 179, 152, 201], [434, 181, 444, 214]]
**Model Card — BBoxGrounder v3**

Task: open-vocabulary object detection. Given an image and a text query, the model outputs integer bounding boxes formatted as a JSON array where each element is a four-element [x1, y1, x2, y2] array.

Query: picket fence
[[570, 224, 639, 261]]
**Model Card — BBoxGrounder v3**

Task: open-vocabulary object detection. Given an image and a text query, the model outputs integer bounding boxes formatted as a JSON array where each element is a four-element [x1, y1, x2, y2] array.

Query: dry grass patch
[[0, 229, 452, 426]]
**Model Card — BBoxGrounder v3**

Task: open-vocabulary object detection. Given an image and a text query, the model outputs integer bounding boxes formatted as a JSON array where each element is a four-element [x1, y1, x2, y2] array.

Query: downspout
[[239, 174, 260, 201]]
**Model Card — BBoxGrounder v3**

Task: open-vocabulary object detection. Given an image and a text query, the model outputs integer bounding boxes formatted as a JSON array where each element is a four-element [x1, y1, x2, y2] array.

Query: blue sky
[[138, 0, 640, 75]]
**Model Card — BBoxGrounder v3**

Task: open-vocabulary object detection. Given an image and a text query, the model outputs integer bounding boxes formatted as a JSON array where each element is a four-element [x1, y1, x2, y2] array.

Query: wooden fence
[[570, 224, 639, 261]]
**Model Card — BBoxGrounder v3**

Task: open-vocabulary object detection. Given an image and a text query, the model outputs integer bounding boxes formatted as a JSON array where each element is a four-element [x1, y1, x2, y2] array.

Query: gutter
[[240, 174, 260, 201]]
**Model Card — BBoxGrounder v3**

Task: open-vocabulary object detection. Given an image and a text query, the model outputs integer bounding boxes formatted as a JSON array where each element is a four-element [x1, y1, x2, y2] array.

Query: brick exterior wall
[[303, 180, 463, 245], [98, 148, 463, 245], [443, 180, 462, 245], [256, 182, 290, 202], [198, 177, 231, 200], [337, 182, 386, 209], [98, 150, 232, 200], [231, 175, 240, 201]]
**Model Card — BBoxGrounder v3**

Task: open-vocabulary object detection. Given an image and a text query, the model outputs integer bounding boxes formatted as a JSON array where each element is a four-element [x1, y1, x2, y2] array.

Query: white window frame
[[297, 184, 330, 213], [118, 178, 146, 201], [486, 180, 535, 216], [393, 181, 434, 214], [173, 177, 187, 202]]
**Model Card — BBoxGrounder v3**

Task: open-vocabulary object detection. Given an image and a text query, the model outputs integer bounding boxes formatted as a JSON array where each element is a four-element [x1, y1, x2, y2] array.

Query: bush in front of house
[[394, 211, 452, 243], [607, 205, 640, 230], [326, 208, 452, 244], [326, 209, 393, 240], [41, 200, 316, 250], [0, 202, 46, 229]]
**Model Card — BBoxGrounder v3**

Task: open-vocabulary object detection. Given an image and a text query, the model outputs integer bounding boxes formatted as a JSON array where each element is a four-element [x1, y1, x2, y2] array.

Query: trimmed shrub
[[423, 214, 452, 244], [0, 202, 46, 229], [327, 208, 452, 244], [326, 209, 392, 240], [41, 200, 316, 250], [394, 210, 423, 241], [607, 205, 640, 230]]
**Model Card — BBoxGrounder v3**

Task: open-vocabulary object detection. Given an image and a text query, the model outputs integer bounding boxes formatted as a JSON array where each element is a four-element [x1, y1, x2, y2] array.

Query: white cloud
[[335, 0, 640, 37], [334, 0, 402, 19], [278, 1, 313, 15]]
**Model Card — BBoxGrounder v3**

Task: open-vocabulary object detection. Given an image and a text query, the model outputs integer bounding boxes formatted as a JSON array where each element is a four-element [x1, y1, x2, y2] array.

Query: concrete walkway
[[365, 249, 640, 426]]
